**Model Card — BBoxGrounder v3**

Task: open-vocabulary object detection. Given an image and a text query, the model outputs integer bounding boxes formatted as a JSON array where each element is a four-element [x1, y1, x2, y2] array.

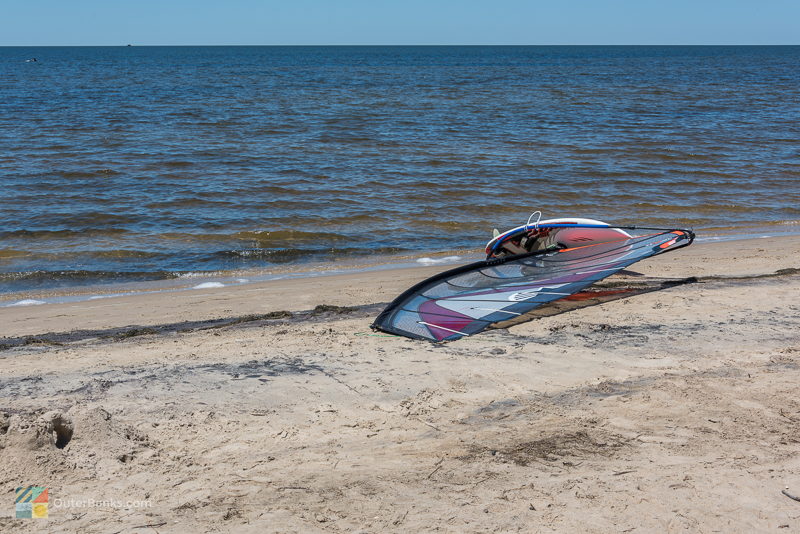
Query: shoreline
[[1, 234, 798, 340], [0, 248, 476, 308], [2, 227, 799, 309]]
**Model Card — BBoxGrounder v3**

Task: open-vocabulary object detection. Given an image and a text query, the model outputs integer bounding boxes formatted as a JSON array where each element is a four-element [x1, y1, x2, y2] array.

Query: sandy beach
[[1, 235, 799, 532]]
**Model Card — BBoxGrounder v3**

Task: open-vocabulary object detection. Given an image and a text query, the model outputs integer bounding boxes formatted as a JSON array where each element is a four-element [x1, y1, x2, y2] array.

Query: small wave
[[0, 270, 179, 283], [232, 229, 352, 244], [176, 271, 226, 279], [416, 256, 462, 266], [571, 147, 612, 155], [193, 282, 225, 289], [217, 246, 407, 263], [0, 248, 28, 259], [158, 229, 353, 248], [85, 250, 164, 260], [0, 249, 165, 266], [56, 169, 121, 178], [0, 270, 180, 294], [0, 228, 131, 240], [6, 299, 46, 307], [35, 211, 140, 227], [145, 198, 236, 210], [162, 160, 194, 168]]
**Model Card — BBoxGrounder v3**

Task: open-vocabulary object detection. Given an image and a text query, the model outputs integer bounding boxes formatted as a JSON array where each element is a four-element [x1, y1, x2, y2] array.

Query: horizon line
[[2, 43, 800, 48]]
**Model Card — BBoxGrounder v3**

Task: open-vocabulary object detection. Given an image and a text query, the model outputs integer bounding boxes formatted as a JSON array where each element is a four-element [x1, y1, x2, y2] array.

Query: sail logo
[[507, 290, 543, 302]]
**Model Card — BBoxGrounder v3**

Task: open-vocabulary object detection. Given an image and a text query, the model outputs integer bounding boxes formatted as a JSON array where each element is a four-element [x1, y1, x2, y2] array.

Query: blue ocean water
[[1, 46, 799, 292]]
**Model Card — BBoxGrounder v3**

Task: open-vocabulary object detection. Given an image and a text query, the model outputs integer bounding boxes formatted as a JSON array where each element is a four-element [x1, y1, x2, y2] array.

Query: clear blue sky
[[2, 0, 798, 46]]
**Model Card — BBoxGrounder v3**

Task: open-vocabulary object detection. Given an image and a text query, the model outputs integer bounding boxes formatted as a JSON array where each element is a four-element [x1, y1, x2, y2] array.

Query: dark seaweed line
[[0, 303, 381, 352]]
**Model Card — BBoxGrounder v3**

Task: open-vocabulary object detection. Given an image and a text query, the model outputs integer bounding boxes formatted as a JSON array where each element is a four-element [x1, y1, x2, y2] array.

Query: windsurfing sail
[[371, 227, 694, 341]]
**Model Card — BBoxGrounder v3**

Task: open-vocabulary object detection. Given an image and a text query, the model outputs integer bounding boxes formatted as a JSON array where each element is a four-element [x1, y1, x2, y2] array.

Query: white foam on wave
[[193, 282, 225, 289], [7, 299, 46, 307], [415, 256, 462, 266], [178, 271, 224, 279], [88, 294, 127, 300]]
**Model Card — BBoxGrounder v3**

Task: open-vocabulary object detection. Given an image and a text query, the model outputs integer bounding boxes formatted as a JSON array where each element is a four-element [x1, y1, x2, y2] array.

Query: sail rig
[[371, 227, 694, 341]]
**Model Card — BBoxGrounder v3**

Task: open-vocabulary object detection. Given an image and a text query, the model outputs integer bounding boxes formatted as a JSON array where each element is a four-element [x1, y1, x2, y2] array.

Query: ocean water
[[1, 46, 799, 293]]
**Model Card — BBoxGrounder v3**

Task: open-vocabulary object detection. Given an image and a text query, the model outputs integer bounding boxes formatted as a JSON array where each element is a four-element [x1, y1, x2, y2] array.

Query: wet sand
[[1, 236, 800, 532]]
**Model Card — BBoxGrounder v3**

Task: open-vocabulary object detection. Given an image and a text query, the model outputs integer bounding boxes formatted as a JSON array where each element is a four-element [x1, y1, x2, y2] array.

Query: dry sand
[[1, 235, 799, 533]]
